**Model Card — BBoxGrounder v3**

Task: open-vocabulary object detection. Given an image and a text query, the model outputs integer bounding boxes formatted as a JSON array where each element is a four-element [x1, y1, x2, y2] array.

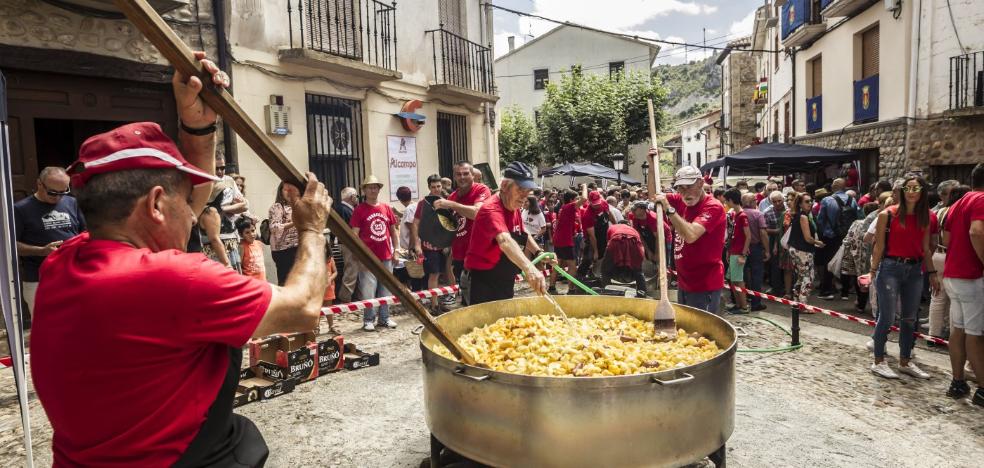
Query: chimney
[[508, 36, 515, 52]]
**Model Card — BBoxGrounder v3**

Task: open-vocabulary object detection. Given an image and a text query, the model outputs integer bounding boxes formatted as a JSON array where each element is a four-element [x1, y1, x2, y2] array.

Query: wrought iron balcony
[[281, 0, 401, 81], [949, 50, 984, 113], [781, 0, 827, 48], [426, 27, 497, 102]]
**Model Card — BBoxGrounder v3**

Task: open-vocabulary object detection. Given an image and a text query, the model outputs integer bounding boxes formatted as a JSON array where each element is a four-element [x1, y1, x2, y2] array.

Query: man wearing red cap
[[576, 189, 616, 279], [29, 54, 332, 467]]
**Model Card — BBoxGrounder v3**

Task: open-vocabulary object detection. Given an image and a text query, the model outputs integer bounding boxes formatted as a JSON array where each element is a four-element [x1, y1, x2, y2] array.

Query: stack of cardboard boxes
[[233, 331, 379, 408]]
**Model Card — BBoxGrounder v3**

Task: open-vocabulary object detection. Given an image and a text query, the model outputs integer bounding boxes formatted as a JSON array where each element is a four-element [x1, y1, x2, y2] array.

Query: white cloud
[[728, 9, 756, 38], [529, 0, 719, 31]]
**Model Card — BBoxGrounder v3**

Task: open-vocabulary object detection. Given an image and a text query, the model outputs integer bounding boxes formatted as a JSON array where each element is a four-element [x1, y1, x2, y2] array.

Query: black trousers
[[271, 247, 298, 286], [599, 254, 646, 294]]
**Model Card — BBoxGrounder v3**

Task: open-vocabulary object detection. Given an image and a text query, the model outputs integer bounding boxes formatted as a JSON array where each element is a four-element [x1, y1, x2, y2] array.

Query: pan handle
[[454, 366, 491, 382], [651, 372, 694, 386]]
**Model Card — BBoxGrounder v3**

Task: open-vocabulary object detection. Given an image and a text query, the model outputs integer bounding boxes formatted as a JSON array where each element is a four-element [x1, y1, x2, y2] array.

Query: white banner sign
[[387, 135, 418, 201]]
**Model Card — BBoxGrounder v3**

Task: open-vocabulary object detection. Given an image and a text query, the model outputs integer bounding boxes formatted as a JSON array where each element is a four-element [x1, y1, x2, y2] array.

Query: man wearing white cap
[[649, 153, 727, 314]]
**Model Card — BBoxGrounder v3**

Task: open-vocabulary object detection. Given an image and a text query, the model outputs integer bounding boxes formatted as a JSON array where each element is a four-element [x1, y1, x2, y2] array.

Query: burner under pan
[[421, 434, 727, 468]]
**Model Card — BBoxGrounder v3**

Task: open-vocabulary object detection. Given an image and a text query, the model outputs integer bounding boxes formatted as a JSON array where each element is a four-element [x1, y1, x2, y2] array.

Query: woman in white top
[[522, 196, 547, 244]]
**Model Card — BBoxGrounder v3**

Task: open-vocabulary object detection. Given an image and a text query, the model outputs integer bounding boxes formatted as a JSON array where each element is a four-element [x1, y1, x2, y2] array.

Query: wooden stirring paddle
[[646, 99, 677, 336]]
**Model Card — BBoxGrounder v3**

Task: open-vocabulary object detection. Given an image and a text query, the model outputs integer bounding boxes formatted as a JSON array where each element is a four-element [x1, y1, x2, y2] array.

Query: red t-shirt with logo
[[448, 183, 492, 260], [728, 210, 749, 255], [944, 191, 984, 279], [628, 210, 672, 241], [30, 233, 271, 467], [553, 202, 578, 248], [350, 202, 398, 261], [668, 193, 726, 292], [580, 202, 609, 230], [465, 194, 524, 270]]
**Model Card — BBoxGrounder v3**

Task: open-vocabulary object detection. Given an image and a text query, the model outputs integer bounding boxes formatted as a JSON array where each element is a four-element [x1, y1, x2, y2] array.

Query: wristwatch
[[665, 206, 677, 216]]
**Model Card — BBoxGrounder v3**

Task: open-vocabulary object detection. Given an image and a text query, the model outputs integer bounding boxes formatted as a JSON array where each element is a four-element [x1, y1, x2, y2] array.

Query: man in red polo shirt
[[29, 56, 331, 467], [551, 189, 579, 292], [942, 163, 984, 405], [434, 161, 491, 304], [650, 154, 726, 315], [463, 162, 546, 304]]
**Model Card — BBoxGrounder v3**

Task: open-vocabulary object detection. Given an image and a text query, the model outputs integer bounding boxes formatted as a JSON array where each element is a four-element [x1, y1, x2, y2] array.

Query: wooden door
[[4, 70, 177, 199]]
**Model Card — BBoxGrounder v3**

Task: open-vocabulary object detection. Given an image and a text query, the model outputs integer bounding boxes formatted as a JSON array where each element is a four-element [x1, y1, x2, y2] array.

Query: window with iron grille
[[534, 69, 548, 90], [861, 25, 879, 79], [305, 94, 365, 202], [609, 61, 625, 78], [931, 164, 978, 187], [437, 112, 468, 179]]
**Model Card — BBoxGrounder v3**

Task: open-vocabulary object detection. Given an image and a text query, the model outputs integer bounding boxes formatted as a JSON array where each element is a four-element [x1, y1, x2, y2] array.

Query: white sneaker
[[871, 362, 899, 379], [898, 362, 931, 379], [362, 322, 376, 332], [865, 339, 874, 352], [383, 318, 397, 329]]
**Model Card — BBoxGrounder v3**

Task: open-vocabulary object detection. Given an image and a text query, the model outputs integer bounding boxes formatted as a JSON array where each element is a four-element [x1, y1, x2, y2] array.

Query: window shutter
[[439, 0, 464, 35], [862, 26, 880, 78], [811, 57, 822, 97]]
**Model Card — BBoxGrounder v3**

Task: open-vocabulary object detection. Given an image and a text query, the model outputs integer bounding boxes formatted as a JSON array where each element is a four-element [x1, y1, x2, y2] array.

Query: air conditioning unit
[[265, 95, 291, 136], [884, 0, 901, 11]]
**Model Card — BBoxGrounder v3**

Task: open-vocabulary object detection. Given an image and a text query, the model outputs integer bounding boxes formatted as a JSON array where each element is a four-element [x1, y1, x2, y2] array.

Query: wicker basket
[[397, 250, 425, 279]]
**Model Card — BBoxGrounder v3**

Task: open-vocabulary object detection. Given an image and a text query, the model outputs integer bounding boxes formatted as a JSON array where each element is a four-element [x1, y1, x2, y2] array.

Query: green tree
[[498, 106, 540, 166], [536, 67, 668, 167]]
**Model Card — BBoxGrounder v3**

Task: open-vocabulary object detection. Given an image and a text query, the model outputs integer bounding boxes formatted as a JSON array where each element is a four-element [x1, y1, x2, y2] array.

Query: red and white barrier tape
[[666, 268, 949, 346], [322, 269, 549, 316], [0, 356, 13, 369]]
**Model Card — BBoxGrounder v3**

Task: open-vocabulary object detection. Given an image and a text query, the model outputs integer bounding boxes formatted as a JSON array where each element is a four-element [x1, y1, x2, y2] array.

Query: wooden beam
[[112, 0, 477, 365]]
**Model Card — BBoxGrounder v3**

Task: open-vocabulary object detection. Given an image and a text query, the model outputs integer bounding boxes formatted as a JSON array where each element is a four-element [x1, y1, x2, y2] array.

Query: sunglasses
[[40, 180, 70, 197], [901, 185, 923, 193], [802, 199, 813, 204]]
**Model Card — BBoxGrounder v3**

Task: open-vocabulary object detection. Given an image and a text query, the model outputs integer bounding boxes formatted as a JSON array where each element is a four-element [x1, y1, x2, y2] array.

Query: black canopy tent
[[539, 162, 641, 185], [700, 143, 861, 175]]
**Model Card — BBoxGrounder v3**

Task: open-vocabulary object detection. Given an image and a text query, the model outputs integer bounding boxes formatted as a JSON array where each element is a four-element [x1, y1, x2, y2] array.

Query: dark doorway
[[34, 118, 127, 171], [305, 94, 365, 203], [437, 112, 468, 179]]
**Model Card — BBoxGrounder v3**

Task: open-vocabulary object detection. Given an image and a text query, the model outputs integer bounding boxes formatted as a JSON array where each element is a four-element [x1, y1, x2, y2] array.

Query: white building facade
[[494, 25, 660, 186], [677, 109, 722, 168]]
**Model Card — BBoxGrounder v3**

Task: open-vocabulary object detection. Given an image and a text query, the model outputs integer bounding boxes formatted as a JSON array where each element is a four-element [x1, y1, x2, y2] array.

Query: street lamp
[[611, 153, 625, 186], [641, 160, 649, 186]]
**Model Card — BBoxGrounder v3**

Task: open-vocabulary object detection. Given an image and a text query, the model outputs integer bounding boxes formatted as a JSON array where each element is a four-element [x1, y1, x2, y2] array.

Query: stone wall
[[907, 115, 984, 172], [727, 51, 759, 154], [793, 118, 908, 179]]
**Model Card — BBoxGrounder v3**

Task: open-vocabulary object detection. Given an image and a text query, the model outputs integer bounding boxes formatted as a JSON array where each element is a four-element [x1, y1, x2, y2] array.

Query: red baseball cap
[[68, 122, 220, 188], [588, 190, 604, 206]]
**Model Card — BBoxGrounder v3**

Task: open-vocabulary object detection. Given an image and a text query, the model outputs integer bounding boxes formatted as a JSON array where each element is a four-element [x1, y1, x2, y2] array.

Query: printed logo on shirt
[[41, 211, 72, 230], [367, 213, 390, 242]]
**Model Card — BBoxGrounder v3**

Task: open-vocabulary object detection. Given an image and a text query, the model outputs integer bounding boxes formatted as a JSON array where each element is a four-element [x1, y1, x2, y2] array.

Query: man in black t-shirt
[[14, 167, 86, 324]]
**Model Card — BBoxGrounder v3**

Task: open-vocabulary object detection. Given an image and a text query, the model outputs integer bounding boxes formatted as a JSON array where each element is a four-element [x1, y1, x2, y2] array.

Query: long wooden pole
[[113, 0, 477, 365], [646, 100, 669, 301]]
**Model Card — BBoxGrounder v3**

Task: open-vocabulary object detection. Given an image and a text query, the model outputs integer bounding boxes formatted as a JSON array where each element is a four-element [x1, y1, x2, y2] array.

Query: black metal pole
[[791, 304, 801, 346]]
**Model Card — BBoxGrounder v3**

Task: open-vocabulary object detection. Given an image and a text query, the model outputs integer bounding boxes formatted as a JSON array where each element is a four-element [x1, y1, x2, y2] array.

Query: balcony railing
[[427, 27, 495, 96], [287, 0, 398, 72], [853, 74, 878, 123], [806, 95, 823, 133], [950, 50, 984, 111]]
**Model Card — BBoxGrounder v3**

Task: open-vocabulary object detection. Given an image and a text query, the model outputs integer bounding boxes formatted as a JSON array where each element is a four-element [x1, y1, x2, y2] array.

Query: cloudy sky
[[492, 0, 764, 65]]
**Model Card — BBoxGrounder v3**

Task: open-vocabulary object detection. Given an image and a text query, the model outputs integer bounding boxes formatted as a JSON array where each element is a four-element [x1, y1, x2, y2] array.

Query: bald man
[[15, 167, 87, 324]]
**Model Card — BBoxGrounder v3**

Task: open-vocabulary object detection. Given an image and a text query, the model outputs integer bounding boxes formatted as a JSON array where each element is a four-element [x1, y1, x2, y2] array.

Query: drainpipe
[[791, 48, 797, 143], [904, 0, 922, 171], [212, 0, 236, 168], [483, 1, 496, 173]]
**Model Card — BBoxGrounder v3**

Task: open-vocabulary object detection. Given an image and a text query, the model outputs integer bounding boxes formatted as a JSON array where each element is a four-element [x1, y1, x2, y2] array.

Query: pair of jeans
[[744, 244, 765, 307], [359, 259, 393, 325], [872, 258, 924, 359], [678, 289, 722, 315]]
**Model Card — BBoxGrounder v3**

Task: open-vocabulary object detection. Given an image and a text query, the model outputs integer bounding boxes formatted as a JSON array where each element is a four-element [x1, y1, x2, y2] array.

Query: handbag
[[780, 226, 791, 249], [827, 244, 845, 278]]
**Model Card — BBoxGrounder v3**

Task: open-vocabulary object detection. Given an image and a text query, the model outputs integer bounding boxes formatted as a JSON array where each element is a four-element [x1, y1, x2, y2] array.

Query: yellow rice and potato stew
[[435, 314, 721, 377]]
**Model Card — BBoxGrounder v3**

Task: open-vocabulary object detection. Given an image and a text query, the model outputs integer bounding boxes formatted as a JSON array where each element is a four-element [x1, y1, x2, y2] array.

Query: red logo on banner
[[862, 85, 870, 110]]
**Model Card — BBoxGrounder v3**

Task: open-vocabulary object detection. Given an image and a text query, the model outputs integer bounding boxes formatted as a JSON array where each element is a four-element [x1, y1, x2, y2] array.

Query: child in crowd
[[236, 218, 266, 281], [324, 246, 340, 335]]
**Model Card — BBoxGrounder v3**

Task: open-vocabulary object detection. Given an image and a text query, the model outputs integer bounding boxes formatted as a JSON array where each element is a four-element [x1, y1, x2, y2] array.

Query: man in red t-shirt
[[576, 190, 616, 280], [464, 162, 546, 304], [627, 201, 671, 262], [351, 175, 399, 331], [650, 155, 727, 315], [723, 189, 751, 313], [30, 55, 331, 467], [551, 190, 580, 291], [412, 174, 450, 313], [434, 162, 491, 300], [942, 163, 984, 404]]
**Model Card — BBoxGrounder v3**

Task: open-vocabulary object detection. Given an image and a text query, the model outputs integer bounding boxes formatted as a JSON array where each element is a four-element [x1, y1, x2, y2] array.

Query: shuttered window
[[809, 56, 822, 97], [861, 25, 879, 79], [439, 0, 464, 35]]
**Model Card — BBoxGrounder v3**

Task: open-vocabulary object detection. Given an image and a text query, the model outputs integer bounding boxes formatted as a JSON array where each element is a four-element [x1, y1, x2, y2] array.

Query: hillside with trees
[[652, 54, 722, 126]]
